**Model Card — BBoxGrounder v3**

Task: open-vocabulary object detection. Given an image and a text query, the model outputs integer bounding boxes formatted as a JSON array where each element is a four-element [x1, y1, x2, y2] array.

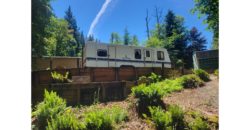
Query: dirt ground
[[163, 75, 219, 115]]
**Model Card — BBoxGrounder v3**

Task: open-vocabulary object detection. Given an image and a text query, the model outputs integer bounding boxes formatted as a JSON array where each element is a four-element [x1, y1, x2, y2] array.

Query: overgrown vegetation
[[32, 90, 128, 130], [47, 109, 86, 130], [138, 72, 162, 85], [51, 71, 72, 83], [149, 106, 172, 130], [193, 69, 210, 82], [133, 73, 205, 115], [148, 105, 185, 130], [132, 83, 166, 115], [83, 105, 128, 130], [179, 74, 204, 88], [32, 90, 67, 129]]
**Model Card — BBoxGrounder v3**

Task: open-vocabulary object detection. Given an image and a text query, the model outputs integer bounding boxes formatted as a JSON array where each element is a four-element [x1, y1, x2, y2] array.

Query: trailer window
[[146, 50, 150, 57], [135, 49, 141, 59], [157, 51, 164, 60], [97, 49, 107, 57]]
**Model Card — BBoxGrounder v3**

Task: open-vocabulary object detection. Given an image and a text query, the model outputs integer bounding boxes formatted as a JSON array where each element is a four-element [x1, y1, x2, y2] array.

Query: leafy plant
[[214, 69, 219, 77], [51, 71, 71, 83], [168, 105, 185, 130], [179, 74, 204, 88], [32, 90, 67, 129], [138, 72, 162, 85], [132, 84, 166, 115], [188, 117, 209, 130], [46, 109, 86, 130], [83, 105, 128, 130], [193, 69, 210, 82], [149, 106, 172, 130], [148, 72, 162, 83]]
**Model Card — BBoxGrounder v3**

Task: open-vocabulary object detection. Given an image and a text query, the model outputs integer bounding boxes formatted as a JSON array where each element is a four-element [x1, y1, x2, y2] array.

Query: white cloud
[[87, 0, 113, 36]]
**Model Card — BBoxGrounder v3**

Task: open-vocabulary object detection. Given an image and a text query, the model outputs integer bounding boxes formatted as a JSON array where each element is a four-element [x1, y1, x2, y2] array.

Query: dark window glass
[[135, 49, 141, 59], [146, 50, 150, 57], [97, 49, 107, 57], [157, 51, 164, 60]]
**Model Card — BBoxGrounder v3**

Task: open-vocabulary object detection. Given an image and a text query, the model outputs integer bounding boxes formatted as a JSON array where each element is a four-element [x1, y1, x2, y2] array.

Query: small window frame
[[134, 49, 142, 59], [97, 49, 108, 57], [157, 51, 165, 60], [146, 50, 150, 57]]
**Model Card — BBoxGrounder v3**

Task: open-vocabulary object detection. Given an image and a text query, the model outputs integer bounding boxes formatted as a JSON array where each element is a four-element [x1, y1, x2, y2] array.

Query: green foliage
[[188, 117, 209, 130], [192, 0, 219, 49], [146, 36, 163, 47], [32, 90, 67, 129], [193, 69, 210, 82], [168, 105, 185, 130], [32, 0, 53, 56], [157, 79, 183, 94], [124, 28, 131, 45], [83, 105, 128, 130], [44, 16, 76, 56], [47, 109, 86, 130], [138, 73, 162, 85], [131, 35, 139, 46], [51, 71, 71, 83], [179, 74, 204, 88], [110, 32, 122, 44], [64, 6, 83, 55], [149, 106, 172, 130], [148, 72, 162, 83], [214, 69, 219, 77], [132, 83, 166, 115]]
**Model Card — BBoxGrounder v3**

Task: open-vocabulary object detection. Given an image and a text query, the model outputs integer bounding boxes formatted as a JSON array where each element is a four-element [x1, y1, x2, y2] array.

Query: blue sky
[[51, 0, 213, 48]]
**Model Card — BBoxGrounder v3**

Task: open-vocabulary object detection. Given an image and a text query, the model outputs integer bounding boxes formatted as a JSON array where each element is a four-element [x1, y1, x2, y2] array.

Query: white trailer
[[83, 41, 171, 68]]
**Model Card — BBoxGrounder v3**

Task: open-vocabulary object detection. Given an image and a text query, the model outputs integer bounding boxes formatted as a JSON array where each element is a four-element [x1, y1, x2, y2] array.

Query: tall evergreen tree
[[188, 27, 206, 51], [32, 0, 54, 56], [163, 10, 188, 66], [124, 28, 130, 45], [64, 6, 81, 55], [110, 32, 122, 44], [185, 27, 207, 68], [131, 35, 139, 46]]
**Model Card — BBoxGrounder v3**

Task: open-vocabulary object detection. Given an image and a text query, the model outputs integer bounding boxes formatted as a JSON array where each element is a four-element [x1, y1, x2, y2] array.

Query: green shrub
[[160, 80, 183, 93], [149, 106, 172, 130], [51, 71, 71, 83], [193, 69, 210, 82], [179, 74, 204, 88], [148, 72, 162, 83], [188, 117, 209, 130], [46, 109, 86, 130], [138, 72, 162, 85], [32, 90, 67, 129], [83, 105, 128, 130], [168, 105, 185, 130], [214, 69, 219, 77], [132, 84, 166, 115]]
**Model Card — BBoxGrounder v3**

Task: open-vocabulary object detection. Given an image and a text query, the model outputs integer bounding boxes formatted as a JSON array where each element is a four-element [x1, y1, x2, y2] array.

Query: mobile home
[[83, 42, 171, 68]]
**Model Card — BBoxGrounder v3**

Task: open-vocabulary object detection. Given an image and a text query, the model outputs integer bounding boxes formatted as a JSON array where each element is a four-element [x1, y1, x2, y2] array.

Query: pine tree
[[163, 10, 188, 66], [64, 6, 81, 55], [131, 35, 139, 46], [185, 27, 207, 68], [124, 28, 130, 45], [188, 27, 206, 51]]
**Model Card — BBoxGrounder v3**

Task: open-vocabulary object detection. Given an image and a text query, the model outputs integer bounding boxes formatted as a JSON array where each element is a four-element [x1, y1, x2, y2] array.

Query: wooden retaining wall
[[32, 81, 135, 106]]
